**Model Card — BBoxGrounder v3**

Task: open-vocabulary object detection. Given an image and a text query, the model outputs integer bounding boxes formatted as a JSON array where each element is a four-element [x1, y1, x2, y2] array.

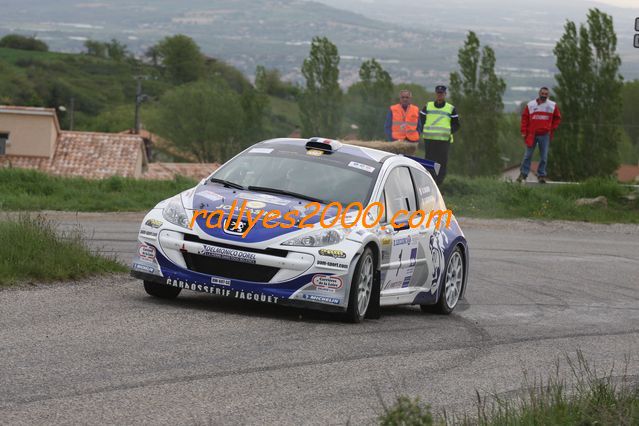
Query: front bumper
[[131, 270, 346, 313], [131, 225, 363, 312]]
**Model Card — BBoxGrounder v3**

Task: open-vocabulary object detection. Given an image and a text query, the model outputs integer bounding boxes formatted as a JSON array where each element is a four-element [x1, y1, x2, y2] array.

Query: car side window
[[409, 168, 438, 212], [382, 167, 418, 220]]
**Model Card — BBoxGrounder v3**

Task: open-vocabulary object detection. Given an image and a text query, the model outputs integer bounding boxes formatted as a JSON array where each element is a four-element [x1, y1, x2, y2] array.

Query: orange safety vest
[[390, 104, 420, 142]]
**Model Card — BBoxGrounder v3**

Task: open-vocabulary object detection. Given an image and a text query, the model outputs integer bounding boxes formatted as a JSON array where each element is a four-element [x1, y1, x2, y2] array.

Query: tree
[[84, 40, 107, 58], [145, 45, 160, 67], [299, 36, 342, 138], [552, 8, 623, 180], [155, 35, 205, 84], [106, 39, 128, 62], [620, 80, 639, 163], [255, 65, 299, 99], [241, 71, 270, 143], [0, 34, 48, 51], [449, 31, 506, 176], [149, 80, 245, 162], [348, 59, 393, 140]]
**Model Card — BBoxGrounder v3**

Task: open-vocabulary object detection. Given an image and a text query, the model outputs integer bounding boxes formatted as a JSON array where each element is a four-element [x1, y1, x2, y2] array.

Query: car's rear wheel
[[345, 247, 375, 323], [421, 247, 464, 314], [143, 280, 181, 299]]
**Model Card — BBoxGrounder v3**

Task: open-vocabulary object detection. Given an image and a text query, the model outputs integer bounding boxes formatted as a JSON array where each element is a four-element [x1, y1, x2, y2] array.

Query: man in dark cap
[[417, 85, 460, 185]]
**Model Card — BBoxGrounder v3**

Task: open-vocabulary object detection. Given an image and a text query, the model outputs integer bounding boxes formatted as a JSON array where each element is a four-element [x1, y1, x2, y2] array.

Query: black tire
[[345, 247, 376, 323], [143, 280, 181, 299], [421, 246, 464, 315]]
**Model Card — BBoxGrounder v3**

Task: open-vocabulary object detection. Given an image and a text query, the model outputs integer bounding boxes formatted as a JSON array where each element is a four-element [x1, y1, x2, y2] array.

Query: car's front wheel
[[345, 247, 375, 323], [421, 246, 464, 314], [143, 280, 181, 299]]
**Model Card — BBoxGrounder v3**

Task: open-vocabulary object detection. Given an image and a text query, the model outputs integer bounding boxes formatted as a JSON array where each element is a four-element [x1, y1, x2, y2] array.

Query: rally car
[[130, 137, 469, 322]]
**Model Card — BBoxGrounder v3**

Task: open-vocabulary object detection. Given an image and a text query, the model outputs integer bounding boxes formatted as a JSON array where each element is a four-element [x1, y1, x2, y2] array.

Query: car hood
[[187, 182, 337, 243]]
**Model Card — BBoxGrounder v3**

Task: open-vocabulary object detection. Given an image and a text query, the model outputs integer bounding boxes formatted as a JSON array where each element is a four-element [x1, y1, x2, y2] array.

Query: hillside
[[0, 47, 301, 138], [0, 0, 563, 107]]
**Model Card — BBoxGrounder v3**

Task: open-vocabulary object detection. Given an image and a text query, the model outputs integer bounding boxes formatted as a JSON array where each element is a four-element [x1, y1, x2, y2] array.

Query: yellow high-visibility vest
[[423, 102, 455, 143]]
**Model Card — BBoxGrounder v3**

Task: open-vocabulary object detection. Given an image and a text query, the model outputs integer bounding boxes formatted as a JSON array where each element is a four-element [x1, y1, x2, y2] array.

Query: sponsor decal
[[197, 245, 257, 264], [133, 263, 155, 273], [199, 190, 224, 202], [347, 161, 375, 173], [429, 230, 449, 293], [402, 266, 415, 288], [216, 203, 263, 216], [211, 277, 231, 286], [312, 275, 343, 292], [165, 278, 279, 303], [316, 260, 349, 269], [145, 219, 163, 228], [246, 200, 266, 209], [318, 249, 347, 259], [393, 235, 412, 246], [140, 230, 158, 238], [383, 280, 403, 290], [238, 192, 289, 206], [138, 244, 156, 262], [381, 236, 392, 245], [306, 149, 323, 156], [410, 247, 417, 267], [303, 294, 341, 304], [249, 147, 274, 154], [418, 186, 431, 196]]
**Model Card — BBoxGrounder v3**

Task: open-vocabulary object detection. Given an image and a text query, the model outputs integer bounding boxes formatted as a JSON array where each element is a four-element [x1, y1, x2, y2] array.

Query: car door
[[378, 166, 429, 292], [409, 167, 443, 293]]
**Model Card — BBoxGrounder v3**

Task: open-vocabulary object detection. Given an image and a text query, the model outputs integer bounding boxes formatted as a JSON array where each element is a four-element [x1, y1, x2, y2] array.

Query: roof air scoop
[[305, 137, 343, 152]]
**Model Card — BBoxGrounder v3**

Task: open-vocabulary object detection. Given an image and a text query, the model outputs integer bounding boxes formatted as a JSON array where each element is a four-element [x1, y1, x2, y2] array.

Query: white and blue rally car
[[131, 138, 469, 322]]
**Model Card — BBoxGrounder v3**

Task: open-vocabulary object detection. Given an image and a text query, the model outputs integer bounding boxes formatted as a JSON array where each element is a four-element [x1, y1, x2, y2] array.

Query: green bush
[[0, 214, 126, 286], [0, 34, 48, 52], [379, 396, 433, 426]]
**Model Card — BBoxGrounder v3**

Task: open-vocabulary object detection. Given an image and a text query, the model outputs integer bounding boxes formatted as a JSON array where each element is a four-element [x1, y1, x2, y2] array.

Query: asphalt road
[[1, 213, 638, 425]]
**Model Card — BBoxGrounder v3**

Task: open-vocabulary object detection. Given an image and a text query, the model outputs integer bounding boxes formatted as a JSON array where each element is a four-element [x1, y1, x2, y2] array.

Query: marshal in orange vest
[[390, 104, 420, 142]]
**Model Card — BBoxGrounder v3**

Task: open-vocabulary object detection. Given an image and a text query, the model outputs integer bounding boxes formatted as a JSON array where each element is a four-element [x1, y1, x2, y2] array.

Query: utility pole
[[69, 97, 75, 131], [134, 76, 151, 134], [134, 78, 142, 134]]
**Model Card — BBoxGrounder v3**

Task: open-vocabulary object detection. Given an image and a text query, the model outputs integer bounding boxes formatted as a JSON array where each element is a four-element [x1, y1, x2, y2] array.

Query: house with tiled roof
[[0, 106, 219, 180]]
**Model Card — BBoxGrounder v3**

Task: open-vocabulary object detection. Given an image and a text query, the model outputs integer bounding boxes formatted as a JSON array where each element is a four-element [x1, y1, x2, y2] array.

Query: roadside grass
[[442, 175, 639, 223], [0, 214, 126, 286], [379, 351, 639, 425], [1, 168, 638, 224], [0, 168, 196, 212]]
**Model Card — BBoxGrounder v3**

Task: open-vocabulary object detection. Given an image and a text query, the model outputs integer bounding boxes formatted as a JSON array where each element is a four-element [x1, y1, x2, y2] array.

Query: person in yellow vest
[[384, 90, 420, 143], [417, 85, 460, 185]]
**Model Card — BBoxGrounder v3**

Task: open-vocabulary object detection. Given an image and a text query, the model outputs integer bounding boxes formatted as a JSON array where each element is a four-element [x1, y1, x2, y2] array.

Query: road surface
[[1, 213, 638, 425]]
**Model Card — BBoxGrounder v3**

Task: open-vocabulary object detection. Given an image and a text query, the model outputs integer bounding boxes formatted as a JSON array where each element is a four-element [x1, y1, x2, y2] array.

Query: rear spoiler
[[404, 155, 441, 176]]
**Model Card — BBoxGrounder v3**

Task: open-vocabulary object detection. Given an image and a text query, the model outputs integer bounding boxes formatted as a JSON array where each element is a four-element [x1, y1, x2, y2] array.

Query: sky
[[595, 0, 639, 7]]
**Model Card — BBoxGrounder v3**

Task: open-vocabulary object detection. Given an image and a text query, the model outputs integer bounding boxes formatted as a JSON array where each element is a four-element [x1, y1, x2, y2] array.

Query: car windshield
[[211, 151, 378, 205]]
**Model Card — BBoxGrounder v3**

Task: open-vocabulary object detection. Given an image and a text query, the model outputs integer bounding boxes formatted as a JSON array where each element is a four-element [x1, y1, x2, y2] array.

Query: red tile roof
[[616, 164, 639, 183], [143, 162, 219, 181], [50, 131, 146, 178], [119, 128, 199, 162], [0, 131, 147, 179]]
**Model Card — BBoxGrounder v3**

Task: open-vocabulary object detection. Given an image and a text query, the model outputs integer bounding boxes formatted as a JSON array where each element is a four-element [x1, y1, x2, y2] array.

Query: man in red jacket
[[517, 87, 561, 183]]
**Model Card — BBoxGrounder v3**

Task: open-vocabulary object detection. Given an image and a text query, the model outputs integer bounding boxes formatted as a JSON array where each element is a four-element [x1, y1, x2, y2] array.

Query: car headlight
[[162, 195, 190, 228], [281, 228, 345, 247]]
